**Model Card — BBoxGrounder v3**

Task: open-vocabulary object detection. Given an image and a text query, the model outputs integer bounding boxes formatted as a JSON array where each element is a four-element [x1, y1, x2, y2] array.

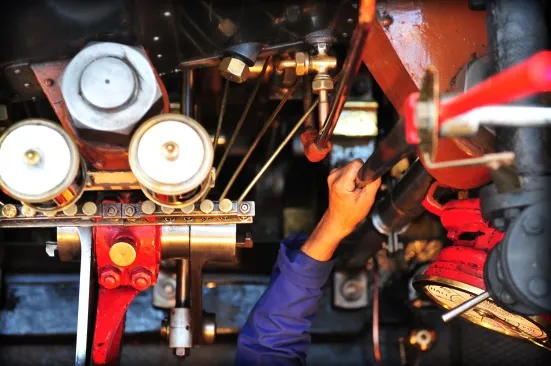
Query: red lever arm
[[404, 51, 551, 145], [439, 51, 551, 124]]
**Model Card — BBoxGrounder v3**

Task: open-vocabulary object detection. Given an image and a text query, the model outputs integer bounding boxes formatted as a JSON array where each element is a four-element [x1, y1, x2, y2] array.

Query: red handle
[[439, 51, 551, 124]]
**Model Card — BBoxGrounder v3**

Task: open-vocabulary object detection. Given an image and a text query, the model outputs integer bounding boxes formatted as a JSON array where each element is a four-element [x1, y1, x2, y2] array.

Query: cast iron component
[[486, 0, 551, 187], [128, 113, 214, 208], [485, 202, 551, 315], [371, 159, 434, 235], [61, 42, 162, 145], [0, 119, 86, 212]]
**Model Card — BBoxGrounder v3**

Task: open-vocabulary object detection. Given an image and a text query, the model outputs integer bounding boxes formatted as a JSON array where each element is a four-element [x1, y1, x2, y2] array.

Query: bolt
[[109, 241, 137, 267], [523, 214, 543, 235], [342, 32, 348, 38], [131, 268, 152, 291], [82, 202, 98, 216], [175, 348, 187, 357], [218, 198, 233, 213], [219, 57, 250, 84], [99, 268, 121, 289], [21, 205, 36, 217], [200, 200, 214, 214], [157, 54, 163, 59], [164, 11, 171, 17], [24, 149, 41, 165], [239, 202, 250, 214], [2, 204, 17, 218], [63, 205, 78, 217], [347, 18, 354, 24], [107, 206, 117, 216], [341, 279, 364, 301], [14, 69, 21, 74], [528, 277, 548, 297], [161, 141, 179, 161], [24, 83, 30, 88], [153, 36, 160, 42], [124, 205, 136, 217], [141, 200, 156, 215], [45, 79, 54, 87]]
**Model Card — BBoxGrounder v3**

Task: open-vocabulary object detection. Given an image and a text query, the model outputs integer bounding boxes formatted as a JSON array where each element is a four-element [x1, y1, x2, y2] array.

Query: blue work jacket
[[235, 234, 335, 365]]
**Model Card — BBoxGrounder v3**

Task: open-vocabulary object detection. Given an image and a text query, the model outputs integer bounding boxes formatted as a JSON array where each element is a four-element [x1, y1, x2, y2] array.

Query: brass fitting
[[219, 57, 250, 84], [312, 74, 334, 93]]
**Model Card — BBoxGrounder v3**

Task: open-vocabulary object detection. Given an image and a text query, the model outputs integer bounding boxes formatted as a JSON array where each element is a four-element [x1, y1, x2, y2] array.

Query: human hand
[[324, 159, 381, 237]]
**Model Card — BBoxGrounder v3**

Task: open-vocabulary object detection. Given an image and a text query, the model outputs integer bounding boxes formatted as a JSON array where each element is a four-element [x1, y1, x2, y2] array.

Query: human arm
[[235, 160, 381, 366]]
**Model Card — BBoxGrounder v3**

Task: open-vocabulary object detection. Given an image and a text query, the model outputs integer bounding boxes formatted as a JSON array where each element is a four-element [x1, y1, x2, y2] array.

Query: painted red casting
[[423, 194, 503, 290], [92, 225, 162, 365]]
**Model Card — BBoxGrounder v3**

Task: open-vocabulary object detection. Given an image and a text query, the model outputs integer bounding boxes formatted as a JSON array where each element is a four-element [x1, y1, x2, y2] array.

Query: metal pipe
[[303, 74, 315, 129], [181, 70, 194, 116], [213, 80, 229, 151], [318, 90, 329, 129], [179, 41, 306, 70], [441, 291, 490, 323], [176, 259, 190, 308], [371, 160, 434, 235], [355, 119, 416, 187], [216, 58, 270, 177], [220, 82, 298, 200], [238, 99, 319, 201], [316, 0, 374, 148]]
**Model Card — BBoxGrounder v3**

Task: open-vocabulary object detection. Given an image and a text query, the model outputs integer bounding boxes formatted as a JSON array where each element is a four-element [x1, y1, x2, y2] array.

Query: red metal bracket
[[92, 225, 161, 365]]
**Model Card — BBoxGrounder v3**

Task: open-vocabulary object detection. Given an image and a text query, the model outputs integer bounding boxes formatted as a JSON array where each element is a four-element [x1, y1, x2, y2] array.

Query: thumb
[[339, 159, 364, 192]]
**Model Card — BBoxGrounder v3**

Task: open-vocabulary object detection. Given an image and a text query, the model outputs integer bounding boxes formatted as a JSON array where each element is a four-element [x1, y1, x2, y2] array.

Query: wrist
[[300, 212, 347, 261]]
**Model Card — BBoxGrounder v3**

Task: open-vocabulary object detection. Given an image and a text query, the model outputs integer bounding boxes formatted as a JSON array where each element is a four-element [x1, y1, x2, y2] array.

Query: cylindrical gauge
[[129, 114, 214, 208], [0, 119, 86, 212]]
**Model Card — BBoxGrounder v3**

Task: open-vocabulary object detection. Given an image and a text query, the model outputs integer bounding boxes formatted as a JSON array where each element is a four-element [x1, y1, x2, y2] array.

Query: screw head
[[141, 200, 156, 215], [2, 204, 18, 218], [200, 200, 214, 214], [107, 206, 117, 216], [341, 279, 363, 301], [239, 202, 250, 214], [21, 205, 36, 217], [82, 202, 98, 216], [124, 205, 136, 217]]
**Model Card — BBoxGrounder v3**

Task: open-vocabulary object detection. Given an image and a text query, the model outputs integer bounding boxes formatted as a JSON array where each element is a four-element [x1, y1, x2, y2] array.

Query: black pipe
[[181, 69, 194, 117], [371, 159, 434, 234], [487, 0, 551, 188]]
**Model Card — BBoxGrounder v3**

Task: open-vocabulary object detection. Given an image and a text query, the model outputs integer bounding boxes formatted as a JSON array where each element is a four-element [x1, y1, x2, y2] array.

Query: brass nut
[[219, 57, 250, 84], [312, 76, 334, 92], [295, 52, 310, 76]]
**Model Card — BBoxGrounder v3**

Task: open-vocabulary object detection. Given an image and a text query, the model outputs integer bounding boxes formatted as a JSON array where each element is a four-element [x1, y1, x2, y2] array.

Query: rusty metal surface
[[363, 1, 491, 189]]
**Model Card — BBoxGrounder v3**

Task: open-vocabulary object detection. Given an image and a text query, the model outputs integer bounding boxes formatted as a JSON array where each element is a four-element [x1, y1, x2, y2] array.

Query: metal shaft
[[238, 99, 319, 201], [216, 58, 270, 177], [181, 70, 194, 116], [176, 259, 190, 308], [213, 79, 229, 151], [220, 82, 297, 200], [441, 291, 490, 323]]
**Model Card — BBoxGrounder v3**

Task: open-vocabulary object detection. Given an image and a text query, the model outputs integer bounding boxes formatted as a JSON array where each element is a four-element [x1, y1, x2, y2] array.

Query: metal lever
[[74, 227, 94, 366], [441, 291, 490, 323]]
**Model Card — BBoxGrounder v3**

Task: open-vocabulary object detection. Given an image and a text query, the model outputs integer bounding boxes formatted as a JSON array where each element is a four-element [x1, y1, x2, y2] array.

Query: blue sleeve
[[235, 234, 335, 366]]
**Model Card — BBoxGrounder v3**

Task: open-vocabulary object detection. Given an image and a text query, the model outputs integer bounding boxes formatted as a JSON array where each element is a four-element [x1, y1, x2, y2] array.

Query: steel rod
[[238, 99, 319, 201], [216, 58, 270, 177], [176, 259, 190, 308], [219, 82, 297, 200], [213, 79, 229, 152], [441, 291, 490, 323], [181, 70, 194, 116]]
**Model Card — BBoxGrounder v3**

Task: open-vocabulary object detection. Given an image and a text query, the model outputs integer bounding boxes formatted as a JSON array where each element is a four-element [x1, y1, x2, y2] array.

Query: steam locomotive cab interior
[[0, 0, 551, 365]]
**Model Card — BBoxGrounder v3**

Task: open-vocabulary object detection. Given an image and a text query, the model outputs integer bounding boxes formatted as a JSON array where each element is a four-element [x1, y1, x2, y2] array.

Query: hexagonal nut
[[312, 76, 334, 92], [131, 268, 153, 291], [99, 267, 121, 289], [295, 52, 310, 76], [62, 43, 162, 145], [219, 57, 250, 84]]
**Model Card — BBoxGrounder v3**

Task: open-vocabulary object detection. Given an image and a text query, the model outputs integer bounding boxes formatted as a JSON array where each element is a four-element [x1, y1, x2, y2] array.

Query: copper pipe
[[316, 0, 375, 148]]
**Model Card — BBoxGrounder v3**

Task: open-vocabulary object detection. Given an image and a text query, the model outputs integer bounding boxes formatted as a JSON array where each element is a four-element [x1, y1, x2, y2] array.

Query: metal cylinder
[[176, 259, 190, 308], [129, 114, 214, 208], [371, 160, 434, 234], [61, 42, 162, 145], [0, 119, 86, 212], [487, 0, 551, 182]]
